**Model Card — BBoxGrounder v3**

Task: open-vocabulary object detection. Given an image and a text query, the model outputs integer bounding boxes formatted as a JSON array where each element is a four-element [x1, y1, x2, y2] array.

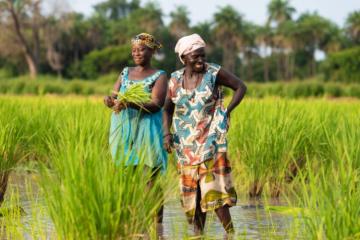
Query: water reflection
[[1, 173, 303, 239]]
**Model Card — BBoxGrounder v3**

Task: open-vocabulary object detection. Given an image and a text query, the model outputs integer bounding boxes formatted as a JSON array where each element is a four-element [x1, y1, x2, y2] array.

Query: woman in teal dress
[[103, 33, 168, 222]]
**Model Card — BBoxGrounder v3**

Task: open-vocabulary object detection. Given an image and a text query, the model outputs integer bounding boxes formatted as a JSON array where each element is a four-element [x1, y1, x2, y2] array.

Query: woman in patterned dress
[[163, 34, 247, 235], [103, 33, 168, 223]]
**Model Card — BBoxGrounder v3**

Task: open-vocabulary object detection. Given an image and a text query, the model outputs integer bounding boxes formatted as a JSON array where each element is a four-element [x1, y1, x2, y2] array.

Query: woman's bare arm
[[162, 88, 175, 153], [216, 68, 247, 116]]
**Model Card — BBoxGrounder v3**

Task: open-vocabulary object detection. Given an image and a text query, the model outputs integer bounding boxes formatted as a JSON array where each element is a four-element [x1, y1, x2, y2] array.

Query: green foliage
[[2, 76, 360, 99], [0, 77, 111, 95], [246, 80, 360, 98], [322, 46, 360, 83], [345, 10, 360, 44], [81, 45, 132, 79]]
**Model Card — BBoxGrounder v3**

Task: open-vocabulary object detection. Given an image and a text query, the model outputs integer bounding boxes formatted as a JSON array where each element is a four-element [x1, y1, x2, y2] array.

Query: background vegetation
[[0, 0, 359, 84]]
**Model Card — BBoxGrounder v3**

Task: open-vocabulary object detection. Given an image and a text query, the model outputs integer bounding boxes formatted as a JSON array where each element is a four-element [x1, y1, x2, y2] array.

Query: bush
[[81, 45, 132, 79], [285, 82, 324, 98], [324, 83, 344, 97], [347, 84, 360, 98], [1, 75, 359, 99], [322, 47, 360, 83]]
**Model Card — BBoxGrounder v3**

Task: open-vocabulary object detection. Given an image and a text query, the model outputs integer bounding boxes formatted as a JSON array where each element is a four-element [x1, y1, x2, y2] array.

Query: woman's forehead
[[132, 43, 149, 49], [187, 47, 205, 57]]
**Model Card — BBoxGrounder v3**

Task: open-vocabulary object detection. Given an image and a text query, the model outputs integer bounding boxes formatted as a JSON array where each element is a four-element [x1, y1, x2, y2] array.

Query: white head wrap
[[174, 34, 206, 64]]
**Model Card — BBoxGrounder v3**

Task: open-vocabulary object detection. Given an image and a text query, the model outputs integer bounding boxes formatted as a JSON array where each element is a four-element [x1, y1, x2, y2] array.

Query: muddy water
[[2, 173, 302, 239]]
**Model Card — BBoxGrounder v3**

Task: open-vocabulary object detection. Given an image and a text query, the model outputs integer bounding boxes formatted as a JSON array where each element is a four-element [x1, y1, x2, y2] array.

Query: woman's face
[[131, 43, 153, 65], [183, 47, 206, 72]]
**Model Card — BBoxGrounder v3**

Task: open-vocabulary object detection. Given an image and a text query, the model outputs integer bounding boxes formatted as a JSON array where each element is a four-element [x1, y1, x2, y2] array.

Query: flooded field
[[1, 173, 301, 239], [1, 97, 359, 239]]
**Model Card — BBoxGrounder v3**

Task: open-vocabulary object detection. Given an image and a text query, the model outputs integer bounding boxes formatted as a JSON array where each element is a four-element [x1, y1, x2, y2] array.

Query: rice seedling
[[0, 178, 55, 240], [35, 98, 172, 239], [0, 95, 359, 239], [113, 83, 151, 110], [293, 114, 360, 240], [228, 98, 360, 198], [0, 101, 28, 207]]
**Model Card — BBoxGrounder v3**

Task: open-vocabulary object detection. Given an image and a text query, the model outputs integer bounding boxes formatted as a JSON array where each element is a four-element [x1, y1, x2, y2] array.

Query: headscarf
[[131, 33, 162, 50], [174, 34, 206, 64]]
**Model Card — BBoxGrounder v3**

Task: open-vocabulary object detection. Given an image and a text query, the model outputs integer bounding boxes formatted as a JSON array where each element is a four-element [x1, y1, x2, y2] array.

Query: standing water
[[1, 173, 303, 239]]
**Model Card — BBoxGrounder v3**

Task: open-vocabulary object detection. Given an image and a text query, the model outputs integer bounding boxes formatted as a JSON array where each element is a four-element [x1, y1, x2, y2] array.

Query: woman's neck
[[184, 65, 205, 78], [135, 63, 152, 72]]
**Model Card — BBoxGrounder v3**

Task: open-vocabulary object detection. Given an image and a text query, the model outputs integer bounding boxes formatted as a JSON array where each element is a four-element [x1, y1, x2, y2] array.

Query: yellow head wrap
[[131, 33, 162, 50]]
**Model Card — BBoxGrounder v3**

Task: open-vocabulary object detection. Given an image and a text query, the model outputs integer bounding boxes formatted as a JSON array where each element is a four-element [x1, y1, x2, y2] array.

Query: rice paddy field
[[0, 95, 359, 239]]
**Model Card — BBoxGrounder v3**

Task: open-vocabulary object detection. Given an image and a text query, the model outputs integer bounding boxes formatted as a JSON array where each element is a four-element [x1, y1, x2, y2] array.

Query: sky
[[66, 0, 360, 27]]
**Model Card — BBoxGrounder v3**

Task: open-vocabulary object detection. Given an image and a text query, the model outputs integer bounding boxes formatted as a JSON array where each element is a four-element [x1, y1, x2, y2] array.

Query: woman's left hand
[[226, 111, 231, 131], [163, 134, 173, 153]]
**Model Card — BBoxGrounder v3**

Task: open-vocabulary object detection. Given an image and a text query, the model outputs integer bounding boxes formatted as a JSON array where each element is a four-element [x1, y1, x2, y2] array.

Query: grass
[[1, 74, 360, 98], [0, 96, 359, 239]]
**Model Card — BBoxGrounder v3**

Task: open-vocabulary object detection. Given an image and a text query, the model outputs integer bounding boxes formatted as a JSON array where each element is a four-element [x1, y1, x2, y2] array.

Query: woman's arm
[[216, 68, 247, 116], [162, 89, 175, 153], [126, 74, 168, 113]]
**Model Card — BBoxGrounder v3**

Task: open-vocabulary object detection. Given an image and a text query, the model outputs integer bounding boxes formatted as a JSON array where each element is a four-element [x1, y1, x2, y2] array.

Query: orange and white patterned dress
[[169, 63, 237, 222]]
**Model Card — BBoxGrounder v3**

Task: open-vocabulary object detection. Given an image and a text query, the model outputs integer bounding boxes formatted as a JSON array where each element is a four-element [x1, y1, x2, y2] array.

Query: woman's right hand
[[112, 100, 126, 113], [163, 134, 173, 153], [104, 96, 115, 108]]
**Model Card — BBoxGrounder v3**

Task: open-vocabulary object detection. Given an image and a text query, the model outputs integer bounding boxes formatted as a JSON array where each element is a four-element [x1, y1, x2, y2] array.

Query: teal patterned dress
[[109, 67, 167, 170], [168, 63, 228, 166]]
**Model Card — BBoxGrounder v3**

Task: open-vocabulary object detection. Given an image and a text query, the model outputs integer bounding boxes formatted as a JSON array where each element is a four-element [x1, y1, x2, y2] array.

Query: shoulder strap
[[207, 63, 221, 76], [146, 70, 166, 86], [170, 68, 184, 82], [116, 67, 129, 91]]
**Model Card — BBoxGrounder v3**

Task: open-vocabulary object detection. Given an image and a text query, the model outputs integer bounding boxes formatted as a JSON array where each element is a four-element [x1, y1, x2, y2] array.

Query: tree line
[[0, 0, 359, 82]]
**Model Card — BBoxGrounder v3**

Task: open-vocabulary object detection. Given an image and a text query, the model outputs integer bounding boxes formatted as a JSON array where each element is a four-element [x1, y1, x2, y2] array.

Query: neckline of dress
[[179, 63, 208, 92], [125, 67, 160, 82]]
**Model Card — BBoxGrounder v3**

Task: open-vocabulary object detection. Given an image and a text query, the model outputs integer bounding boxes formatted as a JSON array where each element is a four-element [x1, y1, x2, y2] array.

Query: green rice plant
[[38, 99, 169, 239], [228, 98, 360, 198], [113, 83, 151, 109], [0, 189, 24, 239], [1, 95, 359, 239], [229, 99, 311, 197], [292, 115, 360, 240], [0, 179, 55, 239], [0, 102, 27, 206]]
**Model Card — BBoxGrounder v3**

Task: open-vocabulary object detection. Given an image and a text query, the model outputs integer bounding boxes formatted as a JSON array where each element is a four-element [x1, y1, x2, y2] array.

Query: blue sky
[[67, 0, 360, 27]]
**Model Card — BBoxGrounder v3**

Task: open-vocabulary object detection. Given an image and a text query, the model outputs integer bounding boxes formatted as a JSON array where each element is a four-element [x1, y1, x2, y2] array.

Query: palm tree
[[266, 0, 296, 80], [345, 11, 360, 44], [213, 5, 245, 73], [94, 0, 140, 20], [256, 26, 273, 81], [275, 20, 298, 80], [241, 21, 259, 81], [296, 12, 337, 76], [169, 5, 190, 39], [267, 0, 296, 26]]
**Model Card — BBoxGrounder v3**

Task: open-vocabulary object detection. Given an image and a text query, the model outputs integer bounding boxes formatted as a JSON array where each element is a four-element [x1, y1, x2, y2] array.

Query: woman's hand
[[113, 100, 126, 113], [163, 134, 173, 153], [104, 96, 115, 108], [226, 111, 231, 131]]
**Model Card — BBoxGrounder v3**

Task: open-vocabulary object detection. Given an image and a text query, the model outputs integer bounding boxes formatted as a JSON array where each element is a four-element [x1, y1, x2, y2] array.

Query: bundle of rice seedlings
[[112, 83, 151, 110]]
